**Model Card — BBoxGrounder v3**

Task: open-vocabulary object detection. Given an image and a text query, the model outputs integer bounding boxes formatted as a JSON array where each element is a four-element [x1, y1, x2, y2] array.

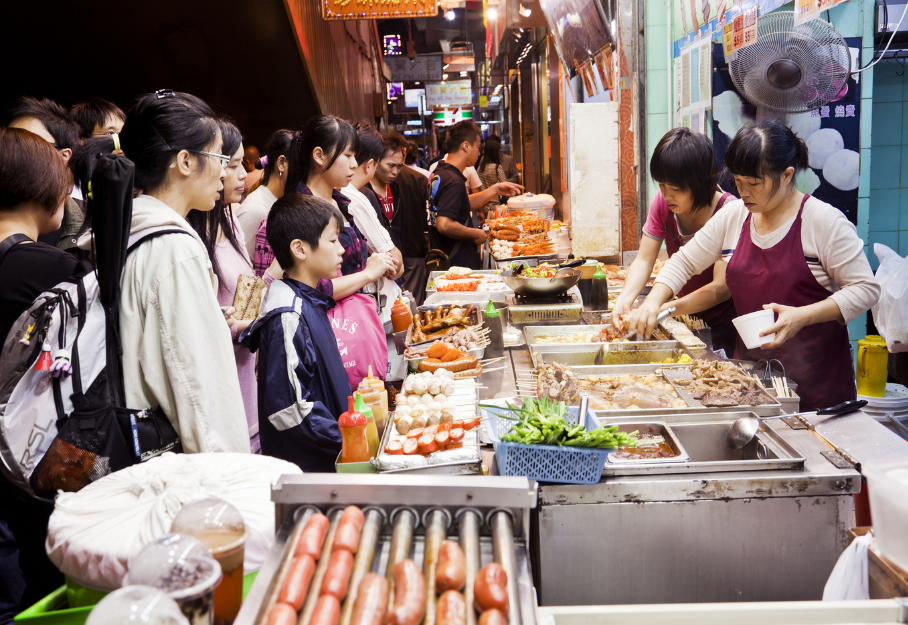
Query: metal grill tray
[[425, 269, 511, 297], [662, 366, 781, 411], [524, 324, 670, 345], [567, 364, 782, 418], [604, 421, 691, 464], [529, 342, 690, 369]]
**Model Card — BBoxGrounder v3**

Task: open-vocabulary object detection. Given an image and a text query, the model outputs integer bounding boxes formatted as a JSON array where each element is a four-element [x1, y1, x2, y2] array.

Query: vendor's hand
[[364, 251, 398, 282], [495, 182, 525, 197], [472, 228, 489, 246], [611, 298, 632, 329], [624, 298, 663, 340], [759, 303, 809, 349]]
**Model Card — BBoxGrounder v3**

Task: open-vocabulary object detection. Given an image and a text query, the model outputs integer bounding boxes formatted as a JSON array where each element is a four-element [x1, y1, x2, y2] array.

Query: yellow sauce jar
[[856, 335, 889, 398]]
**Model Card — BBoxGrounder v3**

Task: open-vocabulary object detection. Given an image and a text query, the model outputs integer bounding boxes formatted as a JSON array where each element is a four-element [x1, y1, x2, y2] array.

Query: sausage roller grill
[[235, 474, 539, 625]]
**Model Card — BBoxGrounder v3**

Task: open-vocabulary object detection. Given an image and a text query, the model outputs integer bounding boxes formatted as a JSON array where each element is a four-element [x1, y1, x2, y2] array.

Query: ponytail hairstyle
[[284, 115, 358, 195], [186, 120, 249, 286], [649, 128, 719, 212], [724, 119, 809, 197], [258, 128, 294, 185], [73, 90, 219, 234]]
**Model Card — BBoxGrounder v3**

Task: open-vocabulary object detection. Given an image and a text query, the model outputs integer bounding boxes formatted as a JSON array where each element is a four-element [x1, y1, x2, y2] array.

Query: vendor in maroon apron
[[724, 193, 854, 411], [613, 128, 738, 355]]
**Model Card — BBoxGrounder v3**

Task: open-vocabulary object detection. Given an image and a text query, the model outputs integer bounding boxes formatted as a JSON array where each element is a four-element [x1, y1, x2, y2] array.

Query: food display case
[[235, 475, 539, 625]]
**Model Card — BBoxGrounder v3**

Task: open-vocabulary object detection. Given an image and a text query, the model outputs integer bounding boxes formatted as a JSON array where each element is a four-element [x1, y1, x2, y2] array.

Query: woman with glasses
[[186, 120, 261, 453], [76, 90, 250, 454], [625, 120, 879, 412]]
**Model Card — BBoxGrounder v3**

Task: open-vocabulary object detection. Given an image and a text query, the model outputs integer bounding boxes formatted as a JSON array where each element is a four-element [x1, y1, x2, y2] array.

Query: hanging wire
[[853, 0, 908, 73]]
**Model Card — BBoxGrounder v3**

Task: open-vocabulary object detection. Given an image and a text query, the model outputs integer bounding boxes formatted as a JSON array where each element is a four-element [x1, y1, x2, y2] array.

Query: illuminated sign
[[383, 34, 402, 56], [322, 0, 438, 21], [387, 82, 404, 100], [404, 88, 425, 108], [426, 80, 473, 108]]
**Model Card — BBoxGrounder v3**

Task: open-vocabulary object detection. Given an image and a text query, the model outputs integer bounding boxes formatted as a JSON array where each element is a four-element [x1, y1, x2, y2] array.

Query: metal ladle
[[726, 400, 868, 449]]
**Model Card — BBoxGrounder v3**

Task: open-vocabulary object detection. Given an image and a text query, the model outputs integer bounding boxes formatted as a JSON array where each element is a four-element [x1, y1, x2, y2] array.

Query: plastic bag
[[822, 533, 871, 600], [871, 244, 908, 353]]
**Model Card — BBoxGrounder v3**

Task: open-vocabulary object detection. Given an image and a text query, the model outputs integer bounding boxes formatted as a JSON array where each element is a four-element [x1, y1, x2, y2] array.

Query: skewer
[[481, 366, 507, 373]]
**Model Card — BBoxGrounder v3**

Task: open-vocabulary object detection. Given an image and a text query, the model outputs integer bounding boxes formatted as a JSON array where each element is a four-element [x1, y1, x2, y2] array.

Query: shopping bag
[[328, 292, 388, 391], [871, 244, 908, 353], [822, 533, 871, 600]]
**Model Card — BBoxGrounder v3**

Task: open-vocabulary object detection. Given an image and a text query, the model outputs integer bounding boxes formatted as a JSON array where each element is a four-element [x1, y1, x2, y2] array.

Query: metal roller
[[339, 507, 386, 625], [422, 508, 451, 625], [490, 510, 522, 625], [456, 509, 482, 625], [386, 507, 418, 607], [298, 507, 343, 625], [255, 507, 316, 625]]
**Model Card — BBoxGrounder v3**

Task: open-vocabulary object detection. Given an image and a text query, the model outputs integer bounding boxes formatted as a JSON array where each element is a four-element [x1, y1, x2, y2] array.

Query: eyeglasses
[[194, 150, 230, 169]]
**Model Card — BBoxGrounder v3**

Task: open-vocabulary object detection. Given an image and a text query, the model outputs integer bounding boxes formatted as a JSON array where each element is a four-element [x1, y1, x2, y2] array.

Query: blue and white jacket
[[240, 277, 347, 472]]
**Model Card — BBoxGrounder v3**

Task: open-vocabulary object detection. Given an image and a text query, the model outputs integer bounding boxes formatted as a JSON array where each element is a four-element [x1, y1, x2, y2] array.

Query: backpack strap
[[126, 227, 191, 256], [0, 233, 32, 268]]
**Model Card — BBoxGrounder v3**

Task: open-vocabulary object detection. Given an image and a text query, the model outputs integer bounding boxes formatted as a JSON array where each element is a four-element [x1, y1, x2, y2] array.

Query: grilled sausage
[[349, 573, 389, 625], [266, 602, 297, 625], [278, 555, 316, 611], [332, 506, 365, 553], [418, 356, 478, 374], [320, 549, 354, 599], [474, 563, 508, 615], [478, 609, 508, 625], [434, 590, 466, 625], [435, 541, 466, 592], [385, 559, 425, 625], [296, 513, 330, 559], [310, 595, 341, 625]]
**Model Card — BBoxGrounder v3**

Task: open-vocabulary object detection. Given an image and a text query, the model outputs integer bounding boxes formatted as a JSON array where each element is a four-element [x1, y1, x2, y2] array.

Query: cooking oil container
[[857, 335, 889, 397]]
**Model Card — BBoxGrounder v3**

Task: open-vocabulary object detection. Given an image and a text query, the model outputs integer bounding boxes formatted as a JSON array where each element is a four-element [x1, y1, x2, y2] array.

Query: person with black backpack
[[75, 90, 250, 455]]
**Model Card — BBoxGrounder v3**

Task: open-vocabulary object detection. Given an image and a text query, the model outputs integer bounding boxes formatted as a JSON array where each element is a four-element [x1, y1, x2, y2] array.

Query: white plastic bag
[[822, 533, 871, 600], [871, 244, 908, 353]]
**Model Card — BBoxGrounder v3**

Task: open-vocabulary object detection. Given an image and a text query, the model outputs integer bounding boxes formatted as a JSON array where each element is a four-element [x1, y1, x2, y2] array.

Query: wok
[[501, 267, 582, 296]]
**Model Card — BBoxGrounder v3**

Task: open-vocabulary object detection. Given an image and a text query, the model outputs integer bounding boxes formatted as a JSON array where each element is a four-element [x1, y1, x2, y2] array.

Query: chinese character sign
[[388, 55, 444, 82], [322, 0, 438, 20], [425, 80, 473, 108]]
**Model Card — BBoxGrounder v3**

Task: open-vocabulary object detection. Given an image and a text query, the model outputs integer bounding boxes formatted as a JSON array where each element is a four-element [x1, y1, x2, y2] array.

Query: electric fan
[[728, 11, 851, 113]]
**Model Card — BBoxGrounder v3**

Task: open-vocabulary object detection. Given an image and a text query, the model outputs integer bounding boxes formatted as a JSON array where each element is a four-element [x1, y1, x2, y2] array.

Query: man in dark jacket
[[363, 133, 431, 304]]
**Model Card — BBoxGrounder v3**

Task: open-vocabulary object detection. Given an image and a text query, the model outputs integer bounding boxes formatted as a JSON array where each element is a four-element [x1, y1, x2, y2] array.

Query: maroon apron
[[724, 195, 855, 412], [665, 192, 738, 355]]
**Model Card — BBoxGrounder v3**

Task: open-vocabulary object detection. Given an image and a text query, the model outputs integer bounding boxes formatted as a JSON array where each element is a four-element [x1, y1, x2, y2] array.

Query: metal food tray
[[524, 324, 671, 345], [425, 269, 509, 297], [373, 415, 482, 475], [599, 412, 806, 475], [604, 421, 690, 464], [493, 252, 557, 266], [529, 342, 690, 369], [661, 366, 781, 411], [565, 364, 782, 418], [405, 303, 483, 347]]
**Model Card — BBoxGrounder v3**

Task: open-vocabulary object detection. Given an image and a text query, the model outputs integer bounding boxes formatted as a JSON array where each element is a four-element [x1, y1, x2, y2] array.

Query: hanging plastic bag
[[871, 244, 908, 353], [822, 533, 872, 600]]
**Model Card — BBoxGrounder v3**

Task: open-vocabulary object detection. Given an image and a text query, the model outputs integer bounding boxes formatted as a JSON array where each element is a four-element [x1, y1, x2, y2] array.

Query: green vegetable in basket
[[479, 397, 639, 449]]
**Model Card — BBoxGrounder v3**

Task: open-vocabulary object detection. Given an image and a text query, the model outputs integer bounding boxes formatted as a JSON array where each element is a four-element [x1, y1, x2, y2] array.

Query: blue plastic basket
[[479, 401, 613, 485]]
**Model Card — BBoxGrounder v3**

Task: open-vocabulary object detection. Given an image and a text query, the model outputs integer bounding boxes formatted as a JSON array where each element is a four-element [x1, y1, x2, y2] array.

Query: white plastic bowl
[[732, 309, 776, 349]]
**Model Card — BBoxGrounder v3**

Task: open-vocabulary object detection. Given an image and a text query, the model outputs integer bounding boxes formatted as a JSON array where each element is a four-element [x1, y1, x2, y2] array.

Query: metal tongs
[[623, 307, 676, 341]]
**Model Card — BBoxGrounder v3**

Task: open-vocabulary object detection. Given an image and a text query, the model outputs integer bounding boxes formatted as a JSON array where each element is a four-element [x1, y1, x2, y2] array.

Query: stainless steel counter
[[483, 347, 864, 606]]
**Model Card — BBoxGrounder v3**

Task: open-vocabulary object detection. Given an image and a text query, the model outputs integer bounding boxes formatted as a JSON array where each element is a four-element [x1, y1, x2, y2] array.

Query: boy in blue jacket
[[241, 194, 349, 472]]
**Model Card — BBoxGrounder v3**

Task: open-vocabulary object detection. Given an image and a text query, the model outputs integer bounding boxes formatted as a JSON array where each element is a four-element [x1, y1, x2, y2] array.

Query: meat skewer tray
[[524, 364, 782, 418], [425, 270, 512, 299], [661, 366, 781, 412], [405, 304, 483, 348], [235, 475, 538, 625]]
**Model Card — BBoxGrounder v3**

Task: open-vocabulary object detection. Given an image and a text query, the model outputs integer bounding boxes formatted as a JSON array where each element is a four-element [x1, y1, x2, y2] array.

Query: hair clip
[[259, 155, 269, 167], [87, 181, 93, 201], [154, 89, 176, 99], [111, 133, 121, 152]]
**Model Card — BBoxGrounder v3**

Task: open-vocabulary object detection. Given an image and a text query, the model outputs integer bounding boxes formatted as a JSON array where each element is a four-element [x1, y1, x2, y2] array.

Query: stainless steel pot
[[501, 267, 582, 296]]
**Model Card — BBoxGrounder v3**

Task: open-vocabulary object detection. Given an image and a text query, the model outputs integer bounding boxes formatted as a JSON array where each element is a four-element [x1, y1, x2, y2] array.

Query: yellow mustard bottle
[[856, 335, 888, 398]]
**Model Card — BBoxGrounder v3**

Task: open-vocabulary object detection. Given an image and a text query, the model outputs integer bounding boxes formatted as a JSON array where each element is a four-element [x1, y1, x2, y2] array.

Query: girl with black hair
[[613, 128, 738, 355], [254, 115, 396, 391], [75, 90, 250, 453], [235, 129, 293, 264], [186, 120, 261, 453], [627, 120, 879, 411], [477, 135, 507, 219]]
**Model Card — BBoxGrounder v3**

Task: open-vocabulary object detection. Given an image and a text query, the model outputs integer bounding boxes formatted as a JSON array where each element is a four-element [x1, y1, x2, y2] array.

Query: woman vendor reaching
[[626, 120, 879, 412], [613, 128, 738, 355]]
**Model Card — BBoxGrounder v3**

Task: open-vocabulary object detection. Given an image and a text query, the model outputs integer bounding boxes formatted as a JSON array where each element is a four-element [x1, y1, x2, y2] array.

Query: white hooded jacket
[[80, 194, 251, 454]]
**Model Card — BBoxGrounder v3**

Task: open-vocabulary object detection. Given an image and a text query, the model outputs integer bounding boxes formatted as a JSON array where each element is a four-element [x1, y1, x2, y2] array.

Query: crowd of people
[[0, 90, 525, 617]]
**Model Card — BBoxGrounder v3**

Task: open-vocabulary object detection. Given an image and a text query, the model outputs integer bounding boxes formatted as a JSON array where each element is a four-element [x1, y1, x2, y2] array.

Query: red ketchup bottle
[[338, 396, 371, 464]]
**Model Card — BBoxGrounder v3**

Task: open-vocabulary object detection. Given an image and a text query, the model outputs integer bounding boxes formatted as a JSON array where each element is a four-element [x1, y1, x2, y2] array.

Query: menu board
[[676, 35, 713, 130]]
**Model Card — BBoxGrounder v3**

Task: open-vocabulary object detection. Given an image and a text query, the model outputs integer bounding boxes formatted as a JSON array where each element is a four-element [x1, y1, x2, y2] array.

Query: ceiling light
[[443, 73, 449, 80], [487, 7, 497, 19], [445, 9, 456, 20], [443, 63, 450, 69], [415, 81, 420, 85], [519, 4, 532, 17]]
